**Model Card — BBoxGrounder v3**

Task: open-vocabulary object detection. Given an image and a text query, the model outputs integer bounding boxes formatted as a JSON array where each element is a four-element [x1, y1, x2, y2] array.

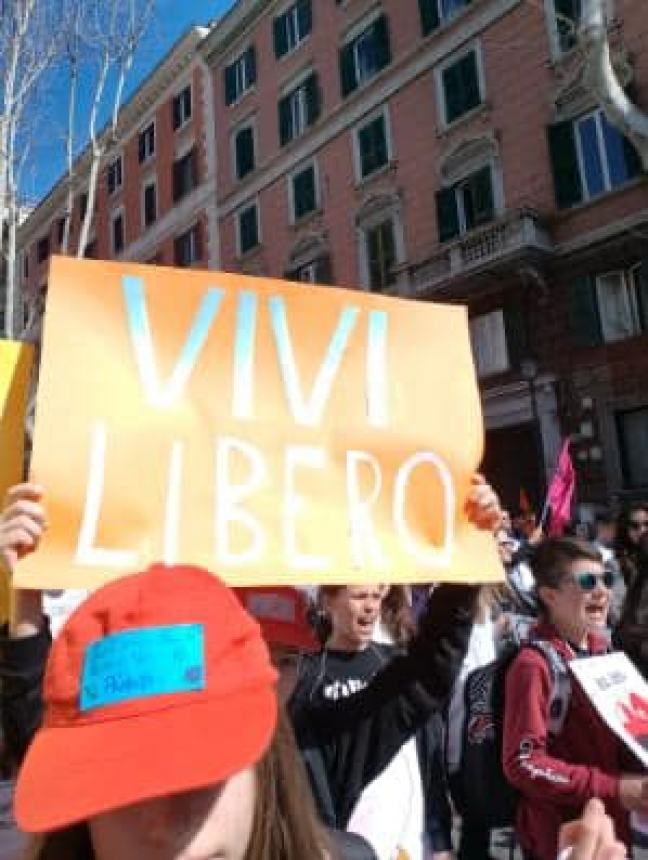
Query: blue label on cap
[[80, 624, 205, 712]]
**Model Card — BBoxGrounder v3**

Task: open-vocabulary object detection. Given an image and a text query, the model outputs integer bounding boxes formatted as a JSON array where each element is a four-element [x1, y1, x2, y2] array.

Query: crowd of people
[[0, 478, 646, 860]]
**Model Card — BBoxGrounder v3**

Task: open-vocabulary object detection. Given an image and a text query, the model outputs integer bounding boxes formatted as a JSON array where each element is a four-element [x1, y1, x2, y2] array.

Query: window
[[356, 112, 389, 179], [568, 265, 648, 347], [112, 212, 124, 255], [549, 0, 581, 55], [289, 257, 333, 284], [339, 15, 391, 97], [234, 125, 255, 180], [418, 0, 472, 36], [237, 203, 260, 255], [617, 407, 648, 489], [440, 48, 483, 125], [174, 224, 202, 268], [173, 148, 198, 202], [36, 236, 50, 263], [470, 311, 509, 377], [84, 240, 97, 259], [173, 85, 192, 130], [139, 122, 155, 163], [548, 109, 642, 209], [107, 156, 123, 195], [365, 219, 396, 291], [278, 73, 320, 146], [224, 47, 257, 106], [274, 0, 312, 59], [57, 218, 66, 245], [290, 163, 318, 222], [143, 180, 157, 229], [78, 193, 88, 221], [23, 251, 29, 279], [436, 165, 495, 242]]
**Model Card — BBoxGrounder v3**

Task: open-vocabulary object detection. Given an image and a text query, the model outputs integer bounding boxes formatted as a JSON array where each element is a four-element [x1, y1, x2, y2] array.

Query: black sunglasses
[[573, 570, 615, 592]]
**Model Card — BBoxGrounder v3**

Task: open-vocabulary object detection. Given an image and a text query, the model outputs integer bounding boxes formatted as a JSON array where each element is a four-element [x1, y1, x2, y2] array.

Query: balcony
[[410, 208, 553, 297]]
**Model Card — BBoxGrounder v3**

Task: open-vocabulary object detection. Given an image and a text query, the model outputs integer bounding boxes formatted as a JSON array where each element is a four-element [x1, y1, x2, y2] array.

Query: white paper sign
[[570, 651, 648, 768]]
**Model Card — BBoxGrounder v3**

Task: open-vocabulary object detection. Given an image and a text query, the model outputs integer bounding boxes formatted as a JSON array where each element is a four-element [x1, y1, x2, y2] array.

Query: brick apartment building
[[16, 0, 648, 514], [18, 26, 215, 306]]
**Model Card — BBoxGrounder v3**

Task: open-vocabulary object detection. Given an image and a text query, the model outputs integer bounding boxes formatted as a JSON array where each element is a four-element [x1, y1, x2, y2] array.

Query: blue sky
[[24, 0, 235, 204]]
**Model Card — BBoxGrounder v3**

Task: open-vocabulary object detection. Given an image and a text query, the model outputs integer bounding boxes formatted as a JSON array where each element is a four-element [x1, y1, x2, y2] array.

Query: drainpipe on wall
[[580, 0, 648, 170]]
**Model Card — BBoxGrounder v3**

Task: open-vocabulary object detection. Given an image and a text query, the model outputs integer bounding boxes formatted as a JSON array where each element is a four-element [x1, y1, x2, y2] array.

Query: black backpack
[[448, 640, 571, 829]]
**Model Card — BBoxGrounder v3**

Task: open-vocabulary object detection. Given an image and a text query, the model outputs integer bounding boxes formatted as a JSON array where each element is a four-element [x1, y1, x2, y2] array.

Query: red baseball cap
[[15, 564, 278, 833], [234, 586, 318, 652]]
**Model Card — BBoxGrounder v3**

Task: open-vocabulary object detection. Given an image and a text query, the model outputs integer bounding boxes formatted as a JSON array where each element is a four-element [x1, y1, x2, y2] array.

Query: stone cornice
[[201, 0, 274, 66]]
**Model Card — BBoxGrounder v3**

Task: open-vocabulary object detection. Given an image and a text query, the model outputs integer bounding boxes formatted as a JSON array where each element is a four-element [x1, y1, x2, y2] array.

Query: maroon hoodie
[[503, 622, 630, 860]]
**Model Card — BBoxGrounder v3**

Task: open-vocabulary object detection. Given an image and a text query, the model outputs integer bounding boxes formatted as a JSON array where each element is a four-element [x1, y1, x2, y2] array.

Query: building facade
[[17, 0, 648, 513], [201, 0, 648, 513]]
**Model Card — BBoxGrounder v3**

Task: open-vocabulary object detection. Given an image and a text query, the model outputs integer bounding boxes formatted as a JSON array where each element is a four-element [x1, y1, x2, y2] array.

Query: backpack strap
[[525, 640, 572, 736]]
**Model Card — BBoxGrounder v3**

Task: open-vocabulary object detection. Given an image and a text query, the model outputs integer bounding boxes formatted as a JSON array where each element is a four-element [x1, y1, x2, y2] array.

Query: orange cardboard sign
[[18, 256, 501, 589]]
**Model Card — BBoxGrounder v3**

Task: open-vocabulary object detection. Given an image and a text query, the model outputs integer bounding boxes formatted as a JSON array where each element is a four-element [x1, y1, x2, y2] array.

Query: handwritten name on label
[[80, 623, 205, 712]]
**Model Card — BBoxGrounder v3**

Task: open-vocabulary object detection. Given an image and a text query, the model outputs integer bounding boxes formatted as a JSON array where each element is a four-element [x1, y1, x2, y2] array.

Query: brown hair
[[23, 710, 331, 860], [531, 537, 602, 596], [380, 585, 415, 646]]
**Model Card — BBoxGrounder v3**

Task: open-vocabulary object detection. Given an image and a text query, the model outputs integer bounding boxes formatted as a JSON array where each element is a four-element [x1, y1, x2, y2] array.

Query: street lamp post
[[520, 356, 547, 507]]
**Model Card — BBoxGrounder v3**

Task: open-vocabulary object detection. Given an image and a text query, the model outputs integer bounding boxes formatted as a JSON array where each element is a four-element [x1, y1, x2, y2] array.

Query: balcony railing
[[410, 208, 552, 296]]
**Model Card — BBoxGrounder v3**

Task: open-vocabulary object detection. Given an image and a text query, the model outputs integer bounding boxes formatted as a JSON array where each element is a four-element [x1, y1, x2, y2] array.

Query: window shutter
[[173, 159, 181, 202], [278, 94, 293, 146], [315, 255, 333, 285], [418, 0, 440, 35], [191, 148, 198, 190], [503, 303, 527, 370], [443, 62, 463, 124], [174, 235, 184, 266], [637, 259, 648, 331], [298, 0, 312, 38], [568, 275, 602, 347], [436, 187, 460, 243], [472, 166, 495, 224], [373, 15, 391, 71], [224, 64, 236, 106], [236, 128, 255, 179], [273, 15, 288, 58], [172, 96, 181, 130], [547, 121, 583, 209], [622, 135, 643, 180], [305, 73, 321, 125], [339, 42, 357, 97], [138, 133, 145, 163], [194, 223, 203, 262], [247, 46, 257, 86], [460, 52, 481, 113]]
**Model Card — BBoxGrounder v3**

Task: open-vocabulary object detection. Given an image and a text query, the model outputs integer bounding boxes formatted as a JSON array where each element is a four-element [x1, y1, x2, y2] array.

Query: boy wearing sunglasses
[[502, 537, 648, 860]]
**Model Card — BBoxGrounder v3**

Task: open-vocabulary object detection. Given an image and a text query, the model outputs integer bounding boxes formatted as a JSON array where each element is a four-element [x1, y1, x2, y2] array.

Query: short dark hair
[[531, 537, 603, 591]]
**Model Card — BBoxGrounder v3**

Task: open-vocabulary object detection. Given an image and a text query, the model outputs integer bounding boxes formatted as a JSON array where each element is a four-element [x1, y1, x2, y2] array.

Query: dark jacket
[[503, 621, 628, 860], [617, 536, 648, 678], [288, 584, 477, 832]]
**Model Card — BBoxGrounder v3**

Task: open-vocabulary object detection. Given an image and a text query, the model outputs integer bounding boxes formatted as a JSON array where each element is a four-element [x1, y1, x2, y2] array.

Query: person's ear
[[538, 585, 557, 611]]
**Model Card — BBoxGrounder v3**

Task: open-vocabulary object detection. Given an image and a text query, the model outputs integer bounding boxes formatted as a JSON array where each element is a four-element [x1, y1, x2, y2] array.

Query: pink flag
[[546, 439, 576, 536]]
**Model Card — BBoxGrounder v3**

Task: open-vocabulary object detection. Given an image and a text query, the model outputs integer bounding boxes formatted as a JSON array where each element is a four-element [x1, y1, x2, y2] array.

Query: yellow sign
[[0, 338, 33, 621], [18, 256, 501, 589]]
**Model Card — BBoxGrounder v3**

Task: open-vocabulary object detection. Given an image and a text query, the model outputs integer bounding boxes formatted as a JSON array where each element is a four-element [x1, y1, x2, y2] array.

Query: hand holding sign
[[18, 257, 502, 589]]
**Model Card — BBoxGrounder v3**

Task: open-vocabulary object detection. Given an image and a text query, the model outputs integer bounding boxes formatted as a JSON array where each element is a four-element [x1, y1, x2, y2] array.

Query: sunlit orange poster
[[17, 256, 502, 589]]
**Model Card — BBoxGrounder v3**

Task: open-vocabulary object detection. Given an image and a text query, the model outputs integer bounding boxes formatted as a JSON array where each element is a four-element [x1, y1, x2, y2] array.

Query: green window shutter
[[236, 128, 255, 179], [305, 73, 321, 125], [622, 135, 643, 180], [294, 167, 316, 220], [278, 94, 293, 146], [240, 207, 259, 254], [472, 166, 495, 225], [503, 303, 528, 370], [224, 65, 236, 106], [418, 0, 440, 35], [460, 52, 481, 113], [436, 187, 460, 243], [547, 121, 583, 209], [367, 227, 382, 290], [315, 255, 333, 285], [340, 42, 357, 97], [297, 0, 312, 38], [247, 46, 257, 86], [373, 15, 391, 71], [568, 275, 602, 347], [443, 62, 463, 124], [273, 15, 288, 58]]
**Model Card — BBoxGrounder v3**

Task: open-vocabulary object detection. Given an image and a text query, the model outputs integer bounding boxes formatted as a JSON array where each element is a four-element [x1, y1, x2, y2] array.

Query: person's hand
[[558, 798, 627, 859], [465, 473, 502, 532], [619, 774, 648, 813], [0, 483, 47, 576]]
